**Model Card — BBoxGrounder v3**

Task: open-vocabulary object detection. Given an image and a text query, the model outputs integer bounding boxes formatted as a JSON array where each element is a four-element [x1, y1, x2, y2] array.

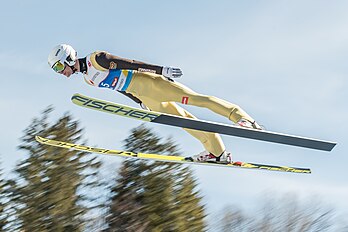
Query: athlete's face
[[60, 65, 74, 78]]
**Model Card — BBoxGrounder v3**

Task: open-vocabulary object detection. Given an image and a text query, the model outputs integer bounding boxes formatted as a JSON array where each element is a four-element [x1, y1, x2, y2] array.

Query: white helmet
[[48, 44, 77, 72]]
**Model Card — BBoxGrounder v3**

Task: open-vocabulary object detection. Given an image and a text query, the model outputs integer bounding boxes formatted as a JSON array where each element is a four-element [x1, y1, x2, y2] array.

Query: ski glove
[[140, 102, 150, 110], [162, 66, 183, 78]]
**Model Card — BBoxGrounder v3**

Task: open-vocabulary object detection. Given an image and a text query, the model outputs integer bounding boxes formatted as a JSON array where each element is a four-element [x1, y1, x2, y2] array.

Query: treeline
[[0, 107, 205, 231], [0, 108, 346, 231]]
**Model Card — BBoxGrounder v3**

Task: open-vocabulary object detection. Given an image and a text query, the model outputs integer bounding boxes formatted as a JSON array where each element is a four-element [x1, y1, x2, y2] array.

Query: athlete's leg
[[127, 72, 255, 123], [136, 96, 225, 156]]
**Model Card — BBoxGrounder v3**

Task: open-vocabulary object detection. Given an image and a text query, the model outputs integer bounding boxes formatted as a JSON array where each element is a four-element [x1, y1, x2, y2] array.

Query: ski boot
[[185, 150, 232, 163], [237, 119, 263, 130]]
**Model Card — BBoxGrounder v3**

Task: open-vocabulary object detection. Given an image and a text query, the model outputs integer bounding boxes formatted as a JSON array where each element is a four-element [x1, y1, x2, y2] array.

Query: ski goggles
[[52, 61, 65, 73]]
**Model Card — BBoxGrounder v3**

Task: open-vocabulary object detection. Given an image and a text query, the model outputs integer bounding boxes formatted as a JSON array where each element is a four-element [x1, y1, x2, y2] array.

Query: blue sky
[[1, 0, 348, 224]]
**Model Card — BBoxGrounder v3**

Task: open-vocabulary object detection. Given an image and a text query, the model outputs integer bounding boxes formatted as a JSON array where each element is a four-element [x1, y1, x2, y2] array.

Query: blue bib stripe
[[120, 71, 134, 91]]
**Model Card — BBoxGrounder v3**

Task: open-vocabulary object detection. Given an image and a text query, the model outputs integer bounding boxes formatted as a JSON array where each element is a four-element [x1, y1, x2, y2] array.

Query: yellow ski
[[35, 136, 311, 174]]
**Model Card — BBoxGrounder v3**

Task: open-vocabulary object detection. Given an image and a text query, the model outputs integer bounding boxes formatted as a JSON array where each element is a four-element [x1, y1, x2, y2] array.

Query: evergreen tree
[[104, 125, 207, 232], [172, 167, 206, 232], [11, 107, 102, 231], [105, 160, 148, 232], [0, 164, 8, 231]]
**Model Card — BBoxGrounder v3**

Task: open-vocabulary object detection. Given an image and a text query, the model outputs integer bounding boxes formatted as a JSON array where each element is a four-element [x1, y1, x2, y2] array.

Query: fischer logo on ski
[[71, 94, 159, 122]]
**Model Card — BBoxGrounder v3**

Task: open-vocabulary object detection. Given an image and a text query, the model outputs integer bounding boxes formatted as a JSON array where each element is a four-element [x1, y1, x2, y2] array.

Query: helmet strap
[[71, 65, 78, 74], [64, 62, 77, 74], [65, 55, 77, 73]]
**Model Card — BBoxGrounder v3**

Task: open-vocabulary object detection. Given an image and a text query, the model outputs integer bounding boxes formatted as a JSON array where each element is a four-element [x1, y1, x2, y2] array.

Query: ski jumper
[[79, 51, 255, 156]]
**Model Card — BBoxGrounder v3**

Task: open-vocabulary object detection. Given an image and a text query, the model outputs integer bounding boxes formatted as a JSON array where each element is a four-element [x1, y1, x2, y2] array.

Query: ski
[[35, 136, 311, 174], [71, 93, 336, 152]]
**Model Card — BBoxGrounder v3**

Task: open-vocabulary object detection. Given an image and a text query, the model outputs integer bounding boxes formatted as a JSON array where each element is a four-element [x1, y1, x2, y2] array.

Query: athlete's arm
[[94, 51, 163, 74], [93, 51, 183, 78]]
